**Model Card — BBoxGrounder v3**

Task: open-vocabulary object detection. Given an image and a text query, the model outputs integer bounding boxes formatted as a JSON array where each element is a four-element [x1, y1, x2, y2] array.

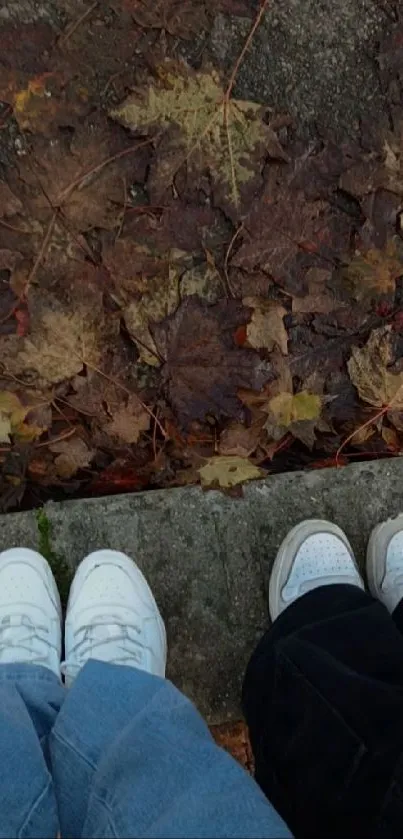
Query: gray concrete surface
[[208, 0, 391, 141], [1, 458, 403, 721]]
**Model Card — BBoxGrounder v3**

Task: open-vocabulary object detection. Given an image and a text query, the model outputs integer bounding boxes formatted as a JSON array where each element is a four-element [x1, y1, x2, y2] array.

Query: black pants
[[242, 585, 403, 838]]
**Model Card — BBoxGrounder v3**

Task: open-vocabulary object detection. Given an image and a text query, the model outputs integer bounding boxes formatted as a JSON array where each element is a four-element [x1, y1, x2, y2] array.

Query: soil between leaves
[[0, 0, 402, 511]]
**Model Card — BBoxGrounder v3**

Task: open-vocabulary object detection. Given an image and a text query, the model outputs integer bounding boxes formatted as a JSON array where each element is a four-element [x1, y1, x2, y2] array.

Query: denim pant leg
[[0, 663, 64, 838], [50, 659, 291, 839]]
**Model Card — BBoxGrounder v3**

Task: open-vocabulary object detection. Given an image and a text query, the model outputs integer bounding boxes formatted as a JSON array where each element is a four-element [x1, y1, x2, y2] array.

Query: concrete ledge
[[1, 459, 403, 722]]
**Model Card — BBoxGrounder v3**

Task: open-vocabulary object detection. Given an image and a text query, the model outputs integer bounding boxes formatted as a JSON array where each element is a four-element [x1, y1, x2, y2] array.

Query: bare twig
[[224, 0, 271, 102], [58, 0, 98, 46], [223, 224, 244, 297], [0, 219, 33, 235], [35, 427, 77, 449], [81, 358, 168, 439], [336, 383, 403, 466], [56, 139, 155, 205]]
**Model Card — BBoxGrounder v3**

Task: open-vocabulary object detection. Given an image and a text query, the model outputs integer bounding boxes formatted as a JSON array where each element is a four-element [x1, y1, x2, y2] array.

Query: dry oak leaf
[[111, 64, 286, 213], [104, 395, 151, 444], [347, 326, 403, 409], [339, 239, 402, 304], [243, 297, 288, 354], [50, 436, 95, 479], [153, 297, 270, 427], [199, 455, 264, 489], [264, 391, 323, 448], [123, 0, 209, 38]]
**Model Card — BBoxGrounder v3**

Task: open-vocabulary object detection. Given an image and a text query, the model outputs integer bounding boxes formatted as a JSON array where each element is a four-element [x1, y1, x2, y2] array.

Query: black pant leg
[[392, 599, 403, 635], [242, 584, 403, 838]]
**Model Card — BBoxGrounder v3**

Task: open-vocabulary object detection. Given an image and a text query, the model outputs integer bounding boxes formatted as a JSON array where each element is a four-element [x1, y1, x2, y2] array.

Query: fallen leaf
[[50, 436, 95, 479], [233, 184, 337, 294], [292, 268, 337, 314], [0, 391, 47, 443], [104, 395, 151, 444], [5, 289, 103, 386], [218, 421, 263, 457], [153, 297, 270, 426], [264, 390, 323, 448], [123, 0, 209, 38], [124, 267, 181, 366], [348, 326, 403, 409], [179, 263, 223, 304], [243, 297, 288, 354], [199, 455, 264, 489], [11, 72, 86, 133], [211, 720, 254, 774], [111, 64, 286, 215], [382, 425, 401, 451], [0, 183, 22, 218], [17, 121, 146, 232], [339, 239, 403, 304]]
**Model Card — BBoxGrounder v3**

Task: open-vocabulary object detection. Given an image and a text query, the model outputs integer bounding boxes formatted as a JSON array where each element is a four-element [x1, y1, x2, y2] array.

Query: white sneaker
[[367, 514, 403, 613], [269, 519, 364, 621], [0, 548, 61, 678], [63, 550, 167, 687]]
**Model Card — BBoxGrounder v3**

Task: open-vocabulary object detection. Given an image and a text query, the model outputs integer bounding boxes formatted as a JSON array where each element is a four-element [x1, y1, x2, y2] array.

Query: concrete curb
[[1, 458, 403, 722]]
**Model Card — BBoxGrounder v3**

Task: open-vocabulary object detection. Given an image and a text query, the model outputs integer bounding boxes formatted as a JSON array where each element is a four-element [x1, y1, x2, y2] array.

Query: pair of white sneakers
[[0, 548, 166, 686], [1, 514, 403, 685]]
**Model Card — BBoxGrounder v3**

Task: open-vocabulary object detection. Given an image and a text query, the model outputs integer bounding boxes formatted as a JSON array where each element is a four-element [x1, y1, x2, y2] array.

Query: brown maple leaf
[[232, 183, 347, 295], [153, 297, 270, 427], [17, 121, 148, 232], [122, 0, 209, 38]]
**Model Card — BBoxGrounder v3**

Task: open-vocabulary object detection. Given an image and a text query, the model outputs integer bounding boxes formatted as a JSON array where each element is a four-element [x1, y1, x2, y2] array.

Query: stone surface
[[1, 459, 403, 721], [209, 0, 391, 141]]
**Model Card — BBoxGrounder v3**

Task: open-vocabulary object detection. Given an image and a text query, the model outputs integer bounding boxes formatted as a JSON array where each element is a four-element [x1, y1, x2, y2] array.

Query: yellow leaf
[[263, 390, 323, 448], [199, 455, 264, 489], [0, 391, 49, 443], [268, 391, 322, 426], [348, 326, 403, 408], [0, 415, 12, 443], [243, 297, 288, 354], [111, 65, 286, 211], [0, 391, 28, 442]]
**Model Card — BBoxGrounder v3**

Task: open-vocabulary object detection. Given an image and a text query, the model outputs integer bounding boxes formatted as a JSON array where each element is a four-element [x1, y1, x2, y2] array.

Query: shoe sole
[[269, 519, 360, 622], [0, 547, 62, 621], [66, 549, 167, 660], [367, 513, 403, 600]]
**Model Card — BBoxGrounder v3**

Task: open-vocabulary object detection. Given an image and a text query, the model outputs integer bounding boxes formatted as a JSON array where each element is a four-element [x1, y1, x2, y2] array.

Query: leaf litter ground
[[0, 0, 403, 510]]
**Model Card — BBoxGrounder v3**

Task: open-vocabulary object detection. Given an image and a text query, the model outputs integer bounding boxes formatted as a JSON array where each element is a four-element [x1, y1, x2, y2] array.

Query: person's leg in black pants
[[242, 516, 403, 839]]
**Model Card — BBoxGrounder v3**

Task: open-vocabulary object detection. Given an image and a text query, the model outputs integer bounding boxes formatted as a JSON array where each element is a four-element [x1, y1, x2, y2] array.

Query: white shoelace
[[61, 614, 147, 682], [0, 614, 56, 666]]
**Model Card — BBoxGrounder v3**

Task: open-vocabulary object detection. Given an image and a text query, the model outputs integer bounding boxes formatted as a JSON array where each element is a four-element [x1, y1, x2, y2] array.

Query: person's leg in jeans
[[242, 516, 403, 839], [50, 550, 291, 838], [0, 548, 65, 837]]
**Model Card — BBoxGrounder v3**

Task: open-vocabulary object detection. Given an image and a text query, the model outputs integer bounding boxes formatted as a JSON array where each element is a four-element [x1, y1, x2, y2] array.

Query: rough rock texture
[[209, 0, 392, 140]]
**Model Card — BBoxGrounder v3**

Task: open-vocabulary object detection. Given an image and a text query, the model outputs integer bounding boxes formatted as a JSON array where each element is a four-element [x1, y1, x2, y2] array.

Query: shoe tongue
[[90, 622, 121, 641]]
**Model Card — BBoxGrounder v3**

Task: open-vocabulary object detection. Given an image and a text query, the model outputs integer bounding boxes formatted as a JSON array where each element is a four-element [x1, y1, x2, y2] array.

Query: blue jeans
[[0, 660, 290, 838]]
